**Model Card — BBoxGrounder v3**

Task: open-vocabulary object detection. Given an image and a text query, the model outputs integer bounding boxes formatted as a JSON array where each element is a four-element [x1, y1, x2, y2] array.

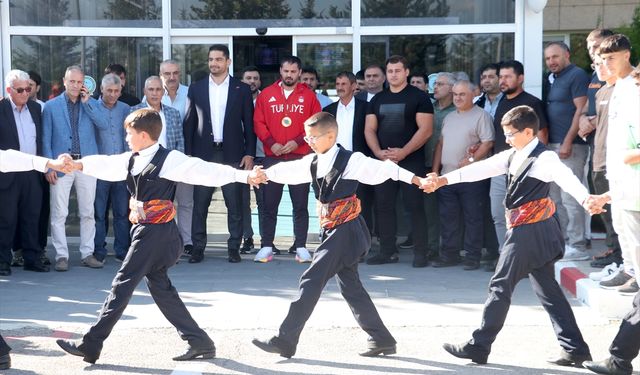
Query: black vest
[[505, 141, 549, 209], [310, 146, 359, 204], [126, 146, 176, 202]]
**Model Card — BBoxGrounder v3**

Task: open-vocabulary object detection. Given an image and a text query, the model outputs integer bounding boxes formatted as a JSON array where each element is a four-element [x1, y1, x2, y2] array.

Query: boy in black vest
[[423, 105, 603, 367], [252, 111, 423, 358], [55, 109, 262, 364]]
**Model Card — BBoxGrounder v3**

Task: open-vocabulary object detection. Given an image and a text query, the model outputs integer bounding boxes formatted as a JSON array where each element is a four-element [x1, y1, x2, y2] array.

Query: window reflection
[[11, 36, 162, 100], [361, 34, 514, 81], [297, 43, 352, 92], [9, 0, 161, 27], [171, 0, 351, 28], [361, 0, 514, 25]]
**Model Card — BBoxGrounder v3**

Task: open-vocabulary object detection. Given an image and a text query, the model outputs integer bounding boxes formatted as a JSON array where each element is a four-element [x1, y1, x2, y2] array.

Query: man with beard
[[487, 60, 548, 270], [240, 66, 263, 253], [475, 63, 503, 118], [253, 56, 321, 263]]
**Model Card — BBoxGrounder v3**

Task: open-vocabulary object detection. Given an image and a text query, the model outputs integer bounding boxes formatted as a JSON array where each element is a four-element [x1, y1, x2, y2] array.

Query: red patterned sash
[[506, 197, 556, 229], [319, 195, 361, 229], [129, 199, 176, 224]]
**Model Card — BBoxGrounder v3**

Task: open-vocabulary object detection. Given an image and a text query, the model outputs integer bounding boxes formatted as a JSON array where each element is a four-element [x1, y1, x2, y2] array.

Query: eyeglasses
[[12, 86, 32, 94], [303, 133, 328, 144], [504, 130, 522, 139]]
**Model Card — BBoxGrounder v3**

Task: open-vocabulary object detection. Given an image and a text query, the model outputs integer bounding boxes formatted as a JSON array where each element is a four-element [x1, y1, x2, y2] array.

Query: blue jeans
[[94, 180, 130, 260]]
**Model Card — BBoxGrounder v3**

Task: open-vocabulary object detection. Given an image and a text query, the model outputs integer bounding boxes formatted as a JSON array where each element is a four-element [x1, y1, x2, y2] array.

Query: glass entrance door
[[232, 36, 292, 88]]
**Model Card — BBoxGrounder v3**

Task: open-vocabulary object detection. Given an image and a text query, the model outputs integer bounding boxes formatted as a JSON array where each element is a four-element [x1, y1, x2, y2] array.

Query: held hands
[[419, 172, 446, 194], [45, 154, 78, 184], [247, 166, 268, 188], [582, 194, 610, 215], [271, 141, 299, 156]]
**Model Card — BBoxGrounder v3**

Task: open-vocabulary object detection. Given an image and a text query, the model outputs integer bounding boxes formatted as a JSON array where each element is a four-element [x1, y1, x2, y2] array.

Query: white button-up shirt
[[209, 75, 229, 142], [335, 97, 355, 151]]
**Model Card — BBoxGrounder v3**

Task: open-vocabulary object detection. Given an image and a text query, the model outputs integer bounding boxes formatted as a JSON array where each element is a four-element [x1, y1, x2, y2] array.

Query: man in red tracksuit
[[253, 56, 321, 263]]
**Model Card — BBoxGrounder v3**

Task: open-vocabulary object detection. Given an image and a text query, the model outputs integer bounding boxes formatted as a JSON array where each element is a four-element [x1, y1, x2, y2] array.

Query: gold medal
[[281, 116, 292, 127]]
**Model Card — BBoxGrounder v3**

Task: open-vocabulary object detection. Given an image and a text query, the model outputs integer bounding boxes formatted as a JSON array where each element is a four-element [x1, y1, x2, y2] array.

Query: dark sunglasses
[[13, 86, 32, 94]]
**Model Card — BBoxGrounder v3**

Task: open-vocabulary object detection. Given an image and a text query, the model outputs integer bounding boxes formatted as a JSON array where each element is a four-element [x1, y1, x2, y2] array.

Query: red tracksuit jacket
[[253, 80, 321, 158]]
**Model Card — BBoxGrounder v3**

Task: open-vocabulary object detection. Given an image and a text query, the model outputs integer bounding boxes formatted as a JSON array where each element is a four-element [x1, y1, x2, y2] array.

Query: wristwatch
[[468, 156, 475, 163]]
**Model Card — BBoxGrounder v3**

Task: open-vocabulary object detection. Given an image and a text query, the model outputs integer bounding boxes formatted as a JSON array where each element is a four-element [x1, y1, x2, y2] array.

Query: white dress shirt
[[0, 149, 48, 173], [209, 75, 230, 142], [443, 138, 589, 205], [81, 143, 250, 187], [335, 97, 355, 151], [265, 144, 414, 186], [157, 107, 168, 148]]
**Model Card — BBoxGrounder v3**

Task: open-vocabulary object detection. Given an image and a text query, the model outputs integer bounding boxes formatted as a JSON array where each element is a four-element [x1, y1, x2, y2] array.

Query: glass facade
[[297, 43, 353, 91], [171, 0, 351, 28], [11, 36, 162, 100], [362, 33, 514, 81], [361, 0, 515, 26], [3, 0, 519, 101], [9, 0, 162, 27]]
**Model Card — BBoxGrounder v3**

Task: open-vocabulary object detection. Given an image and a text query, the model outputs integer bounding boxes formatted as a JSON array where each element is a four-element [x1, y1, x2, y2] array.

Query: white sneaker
[[589, 262, 620, 281], [600, 265, 623, 282], [295, 247, 312, 263], [559, 246, 590, 261], [254, 247, 274, 263]]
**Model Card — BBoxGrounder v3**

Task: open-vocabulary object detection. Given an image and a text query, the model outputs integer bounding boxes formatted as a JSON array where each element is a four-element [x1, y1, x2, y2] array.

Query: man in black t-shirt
[[488, 60, 549, 263], [364, 55, 434, 268]]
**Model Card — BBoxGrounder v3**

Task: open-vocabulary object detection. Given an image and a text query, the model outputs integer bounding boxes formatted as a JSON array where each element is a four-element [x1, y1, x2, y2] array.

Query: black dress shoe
[[24, 261, 50, 272], [228, 249, 242, 263], [0, 353, 10, 370], [412, 255, 429, 268], [272, 246, 282, 255], [182, 244, 193, 258], [188, 248, 204, 263], [56, 339, 100, 364], [359, 342, 397, 357], [252, 336, 296, 358], [288, 245, 297, 254], [432, 258, 462, 268], [443, 342, 489, 364], [172, 345, 216, 361], [583, 357, 633, 375], [547, 350, 592, 368], [463, 259, 480, 271], [0, 262, 11, 276], [240, 238, 254, 254], [366, 253, 399, 265]]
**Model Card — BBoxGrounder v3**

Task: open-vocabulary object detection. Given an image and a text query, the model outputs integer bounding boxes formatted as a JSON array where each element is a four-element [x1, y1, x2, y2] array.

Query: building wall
[[544, 0, 637, 31]]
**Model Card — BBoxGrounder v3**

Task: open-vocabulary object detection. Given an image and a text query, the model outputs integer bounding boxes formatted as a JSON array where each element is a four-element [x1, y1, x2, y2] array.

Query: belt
[[69, 153, 81, 160], [213, 142, 223, 148]]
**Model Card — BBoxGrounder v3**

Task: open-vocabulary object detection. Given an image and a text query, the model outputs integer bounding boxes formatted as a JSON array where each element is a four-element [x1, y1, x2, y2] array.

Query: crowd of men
[[0, 28, 639, 374]]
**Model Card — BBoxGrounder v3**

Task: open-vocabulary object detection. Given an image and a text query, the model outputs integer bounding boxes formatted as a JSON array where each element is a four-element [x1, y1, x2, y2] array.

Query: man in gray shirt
[[544, 42, 590, 261], [432, 80, 494, 270]]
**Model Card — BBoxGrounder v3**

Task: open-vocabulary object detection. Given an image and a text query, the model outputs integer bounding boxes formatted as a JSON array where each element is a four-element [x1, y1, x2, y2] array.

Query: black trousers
[[192, 148, 243, 251], [592, 170, 620, 251], [375, 179, 427, 257], [278, 217, 395, 348], [437, 180, 486, 262], [610, 288, 640, 364], [0, 334, 10, 356], [470, 218, 590, 356], [0, 171, 43, 265], [357, 184, 375, 235], [260, 157, 309, 248], [79, 221, 211, 357]]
